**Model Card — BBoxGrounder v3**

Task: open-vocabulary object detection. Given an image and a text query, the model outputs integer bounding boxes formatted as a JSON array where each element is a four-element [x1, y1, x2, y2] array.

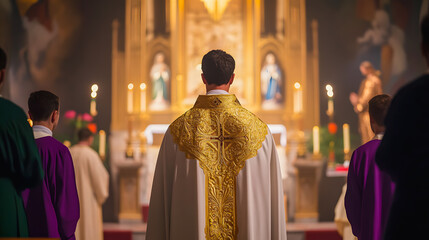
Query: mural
[[6, 0, 82, 107], [307, 0, 427, 138]]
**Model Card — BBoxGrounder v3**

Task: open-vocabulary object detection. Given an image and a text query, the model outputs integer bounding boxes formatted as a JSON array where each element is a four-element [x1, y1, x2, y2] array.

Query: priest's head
[[201, 49, 235, 93], [28, 90, 60, 131], [421, 14, 429, 65], [0, 48, 6, 90], [77, 127, 94, 146], [368, 94, 391, 135]]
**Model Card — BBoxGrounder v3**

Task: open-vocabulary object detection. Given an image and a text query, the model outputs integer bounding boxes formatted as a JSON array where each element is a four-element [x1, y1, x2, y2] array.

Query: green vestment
[[0, 97, 44, 237]]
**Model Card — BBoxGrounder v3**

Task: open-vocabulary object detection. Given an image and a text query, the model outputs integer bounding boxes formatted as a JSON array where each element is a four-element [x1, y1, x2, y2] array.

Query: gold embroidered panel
[[170, 94, 268, 239]]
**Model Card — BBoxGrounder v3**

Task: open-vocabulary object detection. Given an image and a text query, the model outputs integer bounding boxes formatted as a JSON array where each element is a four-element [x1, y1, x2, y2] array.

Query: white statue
[[149, 53, 170, 110], [261, 53, 282, 109]]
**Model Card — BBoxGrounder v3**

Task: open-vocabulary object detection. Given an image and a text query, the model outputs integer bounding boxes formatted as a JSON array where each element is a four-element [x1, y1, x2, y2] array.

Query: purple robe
[[345, 139, 395, 240], [22, 136, 80, 240]]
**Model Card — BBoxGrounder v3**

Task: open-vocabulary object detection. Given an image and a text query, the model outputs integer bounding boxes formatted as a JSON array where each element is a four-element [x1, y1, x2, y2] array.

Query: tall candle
[[313, 126, 320, 154], [343, 123, 350, 153], [99, 130, 106, 158], [127, 83, 134, 114], [328, 98, 334, 115], [140, 83, 146, 113], [293, 82, 303, 113], [90, 98, 97, 116], [326, 84, 334, 116], [90, 84, 98, 117]]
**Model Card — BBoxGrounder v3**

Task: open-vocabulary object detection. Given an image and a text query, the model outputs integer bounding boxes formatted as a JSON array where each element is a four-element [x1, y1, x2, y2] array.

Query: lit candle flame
[[91, 84, 99, 92], [294, 82, 301, 89]]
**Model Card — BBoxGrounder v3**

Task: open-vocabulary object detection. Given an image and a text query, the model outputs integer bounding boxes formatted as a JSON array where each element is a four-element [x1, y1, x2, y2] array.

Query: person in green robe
[[0, 48, 44, 237]]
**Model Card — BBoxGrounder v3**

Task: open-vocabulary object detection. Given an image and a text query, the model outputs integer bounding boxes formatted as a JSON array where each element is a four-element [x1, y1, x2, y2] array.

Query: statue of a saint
[[261, 53, 282, 109], [149, 53, 170, 110], [350, 61, 383, 144]]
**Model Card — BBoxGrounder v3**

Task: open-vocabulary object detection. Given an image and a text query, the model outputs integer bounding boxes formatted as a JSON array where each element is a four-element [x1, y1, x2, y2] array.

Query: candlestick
[[343, 123, 350, 159], [293, 82, 303, 114], [90, 98, 97, 117], [326, 84, 334, 118], [127, 83, 134, 114], [90, 84, 98, 117], [328, 98, 334, 115], [99, 130, 106, 159], [140, 83, 146, 113], [313, 126, 320, 155]]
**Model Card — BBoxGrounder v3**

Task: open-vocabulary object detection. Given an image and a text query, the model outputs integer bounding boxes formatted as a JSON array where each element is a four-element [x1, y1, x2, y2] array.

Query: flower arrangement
[[62, 110, 97, 145], [307, 125, 360, 164]]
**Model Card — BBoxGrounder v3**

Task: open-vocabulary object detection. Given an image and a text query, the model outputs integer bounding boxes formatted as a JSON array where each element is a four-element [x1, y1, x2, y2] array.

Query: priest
[[0, 48, 44, 237], [22, 90, 80, 239], [146, 50, 287, 240], [70, 127, 109, 240], [345, 94, 395, 240]]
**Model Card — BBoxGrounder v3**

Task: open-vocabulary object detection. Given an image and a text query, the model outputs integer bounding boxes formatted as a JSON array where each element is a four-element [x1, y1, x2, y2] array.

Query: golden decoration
[[170, 94, 267, 239]]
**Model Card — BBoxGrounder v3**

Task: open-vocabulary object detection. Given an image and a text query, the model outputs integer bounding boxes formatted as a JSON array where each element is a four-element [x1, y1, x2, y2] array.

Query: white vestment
[[70, 144, 109, 240], [146, 94, 287, 240]]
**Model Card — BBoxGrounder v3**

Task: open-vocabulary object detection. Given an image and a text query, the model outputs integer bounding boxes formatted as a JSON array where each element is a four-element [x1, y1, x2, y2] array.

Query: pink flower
[[64, 110, 76, 119], [81, 113, 93, 122]]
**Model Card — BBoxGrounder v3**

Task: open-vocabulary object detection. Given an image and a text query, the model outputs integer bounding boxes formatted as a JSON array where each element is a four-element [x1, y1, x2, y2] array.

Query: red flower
[[328, 122, 337, 134], [64, 110, 76, 119], [87, 123, 97, 133], [81, 113, 93, 122]]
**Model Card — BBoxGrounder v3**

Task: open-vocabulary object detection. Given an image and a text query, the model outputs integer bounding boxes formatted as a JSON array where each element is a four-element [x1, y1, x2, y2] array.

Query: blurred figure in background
[[70, 127, 109, 240]]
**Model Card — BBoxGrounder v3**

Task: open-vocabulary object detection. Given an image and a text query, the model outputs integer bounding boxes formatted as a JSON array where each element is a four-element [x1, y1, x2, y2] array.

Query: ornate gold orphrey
[[170, 94, 267, 239]]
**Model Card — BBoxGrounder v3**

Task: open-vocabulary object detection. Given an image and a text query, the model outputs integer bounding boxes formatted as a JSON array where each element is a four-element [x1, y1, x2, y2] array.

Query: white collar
[[373, 133, 384, 140], [207, 89, 229, 95], [33, 125, 53, 139]]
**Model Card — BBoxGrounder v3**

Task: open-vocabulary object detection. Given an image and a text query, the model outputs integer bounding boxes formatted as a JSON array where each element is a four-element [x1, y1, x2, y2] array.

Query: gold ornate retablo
[[170, 94, 267, 240]]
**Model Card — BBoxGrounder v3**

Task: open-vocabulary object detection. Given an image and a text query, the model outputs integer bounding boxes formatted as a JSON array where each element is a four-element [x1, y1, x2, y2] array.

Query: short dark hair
[[201, 49, 235, 85], [28, 90, 60, 121], [78, 127, 93, 142], [0, 48, 6, 69], [369, 94, 391, 126]]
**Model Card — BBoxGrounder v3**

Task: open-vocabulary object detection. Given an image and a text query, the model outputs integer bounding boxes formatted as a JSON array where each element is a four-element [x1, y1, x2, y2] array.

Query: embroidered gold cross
[[198, 115, 248, 239]]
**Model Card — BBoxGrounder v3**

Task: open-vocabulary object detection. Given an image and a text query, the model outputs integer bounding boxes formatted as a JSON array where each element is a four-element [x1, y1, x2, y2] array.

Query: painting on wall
[[6, 0, 82, 108]]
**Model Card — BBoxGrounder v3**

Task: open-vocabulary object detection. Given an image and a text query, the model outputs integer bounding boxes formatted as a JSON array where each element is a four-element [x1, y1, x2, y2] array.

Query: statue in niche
[[261, 53, 282, 109], [149, 52, 170, 110]]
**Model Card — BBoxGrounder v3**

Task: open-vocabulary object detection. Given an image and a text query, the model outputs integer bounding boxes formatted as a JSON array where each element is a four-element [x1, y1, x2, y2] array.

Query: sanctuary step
[[103, 222, 341, 240]]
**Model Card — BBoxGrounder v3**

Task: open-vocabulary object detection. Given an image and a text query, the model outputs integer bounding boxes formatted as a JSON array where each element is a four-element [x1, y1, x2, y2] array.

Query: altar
[[108, 0, 322, 223]]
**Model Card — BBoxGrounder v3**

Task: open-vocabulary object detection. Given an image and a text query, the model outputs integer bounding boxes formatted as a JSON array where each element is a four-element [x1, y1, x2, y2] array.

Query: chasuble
[[22, 125, 80, 240], [146, 94, 287, 240], [345, 138, 395, 240], [0, 98, 44, 237]]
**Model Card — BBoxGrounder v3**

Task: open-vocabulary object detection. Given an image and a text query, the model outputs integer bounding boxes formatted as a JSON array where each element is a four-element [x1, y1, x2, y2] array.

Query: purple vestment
[[22, 136, 80, 240], [345, 139, 395, 240]]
